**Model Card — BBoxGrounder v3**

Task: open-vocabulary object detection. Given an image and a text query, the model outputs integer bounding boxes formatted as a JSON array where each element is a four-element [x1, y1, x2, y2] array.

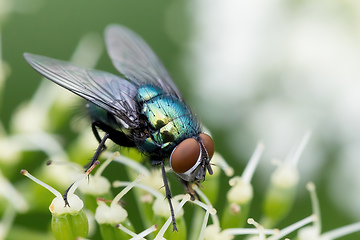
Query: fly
[[24, 24, 215, 231]]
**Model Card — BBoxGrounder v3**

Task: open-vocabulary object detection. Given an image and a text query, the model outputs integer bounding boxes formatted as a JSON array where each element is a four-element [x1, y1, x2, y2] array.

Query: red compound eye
[[170, 138, 200, 173], [200, 133, 215, 159]]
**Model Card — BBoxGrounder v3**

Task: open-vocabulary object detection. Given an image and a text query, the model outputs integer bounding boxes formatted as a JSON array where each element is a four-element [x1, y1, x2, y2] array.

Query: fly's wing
[[105, 24, 182, 100], [24, 53, 139, 128]]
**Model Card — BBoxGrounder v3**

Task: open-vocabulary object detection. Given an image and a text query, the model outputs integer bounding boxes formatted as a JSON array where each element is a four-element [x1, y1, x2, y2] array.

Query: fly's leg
[[63, 132, 109, 206], [92, 121, 107, 151], [63, 183, 74, 207], [83, 124, 109, 171], [87, 132, 109, 172], [160, 161, 178, 232]]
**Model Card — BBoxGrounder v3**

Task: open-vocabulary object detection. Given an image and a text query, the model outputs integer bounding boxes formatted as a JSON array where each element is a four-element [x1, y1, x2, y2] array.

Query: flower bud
[[222, 177, 253, 228], [204, 224, 233, 240], [222, 143, 263, 228], [94, 175, 144, 239], [95, 200, 133, 240], [21, 161, 99, 240], [51, 209, 88, 240], [21, 169, 89, 240], [262, 165, 299, 228], [262, 132, 310, 228]]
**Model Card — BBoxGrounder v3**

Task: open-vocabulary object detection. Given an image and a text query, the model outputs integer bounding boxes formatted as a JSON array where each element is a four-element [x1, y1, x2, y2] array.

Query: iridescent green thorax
[[137, 85, 199, 154]]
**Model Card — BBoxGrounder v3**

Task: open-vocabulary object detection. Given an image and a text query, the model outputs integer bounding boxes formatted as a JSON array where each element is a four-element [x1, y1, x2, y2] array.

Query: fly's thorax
[[137, 84, 162, 102], [137, 110, 199, 154], [135, 85, 200, 154], [137, 84, 191, 130]]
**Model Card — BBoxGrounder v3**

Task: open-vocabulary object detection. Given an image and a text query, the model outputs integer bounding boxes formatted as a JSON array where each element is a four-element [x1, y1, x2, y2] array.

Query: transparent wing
[[105, 24, 182, 100], [24, 53, 139, 128]]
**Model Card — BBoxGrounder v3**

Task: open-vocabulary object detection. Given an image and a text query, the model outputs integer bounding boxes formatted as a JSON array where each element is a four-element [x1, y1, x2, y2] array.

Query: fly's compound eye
[[199, 133, 215, 159], [170, 138, 200, 173]]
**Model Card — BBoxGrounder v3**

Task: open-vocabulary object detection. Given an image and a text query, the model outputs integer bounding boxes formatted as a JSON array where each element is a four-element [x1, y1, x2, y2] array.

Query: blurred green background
[[1, 0, 360, 239]]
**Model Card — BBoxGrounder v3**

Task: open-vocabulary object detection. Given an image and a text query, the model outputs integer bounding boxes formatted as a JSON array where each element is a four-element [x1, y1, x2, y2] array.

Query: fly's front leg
[[160, 161, 178, 232]]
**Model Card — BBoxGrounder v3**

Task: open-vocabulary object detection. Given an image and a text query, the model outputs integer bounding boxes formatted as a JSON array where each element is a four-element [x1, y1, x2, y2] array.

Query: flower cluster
[[15, 130, 360, 240]]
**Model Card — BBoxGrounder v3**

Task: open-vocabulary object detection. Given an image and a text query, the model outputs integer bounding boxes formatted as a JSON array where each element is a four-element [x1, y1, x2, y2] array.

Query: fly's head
[[169, 133, 214, 182]]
